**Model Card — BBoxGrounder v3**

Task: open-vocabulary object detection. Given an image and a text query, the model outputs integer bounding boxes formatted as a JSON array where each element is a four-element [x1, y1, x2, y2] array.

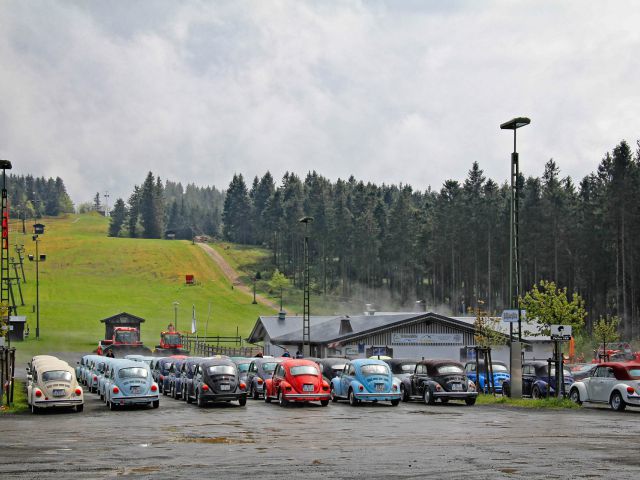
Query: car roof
[[351, 358, 388, 367], [201, 358, 235, 367], [418, 359, 464, 368], [282, 359, 319, 368], [110, 359, 147, 369], [253, 357, 284, 366]]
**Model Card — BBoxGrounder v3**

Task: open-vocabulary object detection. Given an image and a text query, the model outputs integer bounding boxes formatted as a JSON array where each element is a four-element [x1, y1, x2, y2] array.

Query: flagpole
[[206, 301, 211, 339]]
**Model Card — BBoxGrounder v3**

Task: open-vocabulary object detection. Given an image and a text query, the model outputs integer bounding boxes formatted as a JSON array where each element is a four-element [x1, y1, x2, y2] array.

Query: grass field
[[7, 214, 274, 364]]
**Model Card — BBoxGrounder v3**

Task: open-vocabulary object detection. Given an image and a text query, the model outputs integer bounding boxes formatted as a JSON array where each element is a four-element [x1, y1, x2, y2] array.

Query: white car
[[568, 362, 640, 411], [27, 356, 84, 413]]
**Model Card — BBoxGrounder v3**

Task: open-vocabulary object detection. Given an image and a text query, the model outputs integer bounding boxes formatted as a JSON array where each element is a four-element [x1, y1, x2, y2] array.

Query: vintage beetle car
[[569, 362, 640, 411], [246, 357, 284, 399], [502, 360, 574, 398], [98, 357, 120, 400], [167, 359, 187, 399], [151, 357, 175, 393], [330, 359, 401, 406], [382, 358, 419, 401], [27, 355, 84, 413], [188, 358, 247, 407], [86, 357, 107, 394], [180, 357, 204, 403], [404, 360, 477, 405], [233, 358, 252, 379], [103, 359, 159, 410], [264, 359, 330, 406], [464, 360, 510, 393]]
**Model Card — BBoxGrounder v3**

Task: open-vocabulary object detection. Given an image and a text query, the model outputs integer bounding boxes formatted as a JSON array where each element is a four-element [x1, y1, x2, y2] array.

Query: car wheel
[[569, 388, 582, 405], [330, 386, 338, 403], [252, 383, 260, 400], [76, 404, 84, 413], [264, 388, 272, 403], [400, 384, 409, 402], [197, 392, 205, 408], [163, 385, 169, 396], [532, 386, 542, 399], [30, 402, 39, 414], [610, 391, 626, 411], [108, 400, 117, 411], [465, 397, 476, 406], [182, 386, 187, 402], [391, 399, 400, 407], [348, 389, 359, 407], [152, 400, 160, 409], [424, 387, 435, 405], [238, 396, 247, 407], [278, 390, 288, 407], [186, 391, 193, 404], [502, 383, 510, 398], [320, 399, 329, 407]]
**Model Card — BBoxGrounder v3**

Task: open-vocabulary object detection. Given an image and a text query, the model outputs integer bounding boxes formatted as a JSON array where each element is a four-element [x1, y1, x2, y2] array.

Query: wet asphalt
[[1, 382, 639, 480]]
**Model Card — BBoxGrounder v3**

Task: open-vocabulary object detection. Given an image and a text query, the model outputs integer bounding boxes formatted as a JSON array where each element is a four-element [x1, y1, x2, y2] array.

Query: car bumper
[[201, 392, 247, 403], [112, 394, 159, 405], [626, 394, 640, 405], [434, 391, 478, 399], [283, 392, 330, 402], [34, 398, 83, 408], [354, 392, 402, 401]]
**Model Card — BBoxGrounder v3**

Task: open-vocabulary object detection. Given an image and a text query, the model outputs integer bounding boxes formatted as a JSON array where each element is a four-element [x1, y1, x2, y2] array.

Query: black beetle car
[[382, 358, 420, 401], [405, 359, 478, 406], [308, 357, 349, 383], [188, 358, 247, 407]]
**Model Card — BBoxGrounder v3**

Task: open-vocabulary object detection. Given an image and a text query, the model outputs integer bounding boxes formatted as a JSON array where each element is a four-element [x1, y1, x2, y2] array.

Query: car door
[[411, 365, 425, 396], [522, 365, 534, 396], [342, 364, 355, 395], [590, 367, 616, 402], [272, 364, 284, 396]]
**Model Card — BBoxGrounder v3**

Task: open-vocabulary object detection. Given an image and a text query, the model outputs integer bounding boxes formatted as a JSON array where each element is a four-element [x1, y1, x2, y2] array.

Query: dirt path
[[197, 243, 280, 311]]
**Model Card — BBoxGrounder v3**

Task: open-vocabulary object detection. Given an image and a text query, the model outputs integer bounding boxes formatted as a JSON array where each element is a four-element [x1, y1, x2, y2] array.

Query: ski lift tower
[[1, 160, 17, 346]]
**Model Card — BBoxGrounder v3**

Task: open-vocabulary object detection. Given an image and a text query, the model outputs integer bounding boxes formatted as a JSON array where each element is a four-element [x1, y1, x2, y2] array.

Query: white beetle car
[[568, 362, 640, 411], [27, 355, 84, 413]]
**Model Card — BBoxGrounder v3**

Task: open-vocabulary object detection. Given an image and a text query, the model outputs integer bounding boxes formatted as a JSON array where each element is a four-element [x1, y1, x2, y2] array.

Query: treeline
[[222, 140, 640, 339], [109, 172, 224, 240], [7, 174, 74, 218]]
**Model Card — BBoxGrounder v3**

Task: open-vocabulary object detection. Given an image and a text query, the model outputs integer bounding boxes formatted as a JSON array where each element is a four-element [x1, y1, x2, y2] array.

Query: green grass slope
[[10, 213, 274, 362]]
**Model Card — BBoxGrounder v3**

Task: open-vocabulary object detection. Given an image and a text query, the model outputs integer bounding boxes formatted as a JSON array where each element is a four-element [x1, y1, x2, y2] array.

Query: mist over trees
[[7, 174, 74, 218], [222, 140, 640, 339]]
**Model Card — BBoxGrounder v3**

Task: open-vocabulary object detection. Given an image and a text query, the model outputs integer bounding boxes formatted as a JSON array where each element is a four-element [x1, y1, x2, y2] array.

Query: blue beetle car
[[330, 359, 401, 406], [502, 360, 574, 398], [464, 360, 510, 393], [103, 359, 159, 410]]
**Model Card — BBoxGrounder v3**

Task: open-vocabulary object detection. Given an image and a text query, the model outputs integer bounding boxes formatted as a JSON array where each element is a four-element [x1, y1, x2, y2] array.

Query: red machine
[[154, 330, 190, 355], [97, 327, 152, 358]]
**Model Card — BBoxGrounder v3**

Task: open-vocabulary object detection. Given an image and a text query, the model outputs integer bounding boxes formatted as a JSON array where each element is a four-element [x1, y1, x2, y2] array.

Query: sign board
[[344, 346, 359, 356], [550, 325, 572, 341], [391, 333, 464, 345], [502, 309, 526, 323]]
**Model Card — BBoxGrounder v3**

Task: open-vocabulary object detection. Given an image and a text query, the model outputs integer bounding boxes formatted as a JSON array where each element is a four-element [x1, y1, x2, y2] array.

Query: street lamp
[[299, 216, 314, 357], [28, 224, 46, 339], [500, 116, 530, 399], [172, 301, 179, 331], [252, 276, 258, 304]]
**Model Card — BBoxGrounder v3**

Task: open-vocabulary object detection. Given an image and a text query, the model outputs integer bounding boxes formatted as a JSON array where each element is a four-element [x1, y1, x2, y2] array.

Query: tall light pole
[[0, 159, 13, 346], [299, 216, 313, 357], [29, 223, 46, 339], [500, 116, 530, 399], [172, 301, 179, 331]]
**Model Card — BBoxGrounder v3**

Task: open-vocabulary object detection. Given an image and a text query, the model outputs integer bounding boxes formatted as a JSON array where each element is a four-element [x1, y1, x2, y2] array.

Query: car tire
[[264, 389, 272, 403], [348, 389, 359, 407], [424, 387, 435, 405], [465, 397, 476, 406], [30, 402, 39, 414], [569, 388, 582, 405], [108, 400, 117, 411], [330, 386, 338, 403], [278, 390, 288, 407], [197, 392, 205, 408], [320, 399, 329, 407], [391, 399, 400, 407], [252, 383, 260, 400], [76, 404, 84, 413], [163, 386, 169, 396], [610, 391, 626, 411], [152, 400, 160, 409], [502, 383, 510, 398], [400, 385, 409, 402], [238, 396, 247, 407], [532, 386, 542, 399], [186, 391, 193, 404]]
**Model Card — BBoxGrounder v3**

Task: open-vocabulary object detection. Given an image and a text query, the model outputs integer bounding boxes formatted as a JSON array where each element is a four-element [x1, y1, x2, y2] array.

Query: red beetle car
[[264, 359, 331, 407]]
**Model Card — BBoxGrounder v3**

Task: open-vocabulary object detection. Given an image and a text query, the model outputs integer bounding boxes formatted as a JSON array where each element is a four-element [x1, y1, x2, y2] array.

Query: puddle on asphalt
[[175, 434, 255, 445], [499, 468, 519, 474]]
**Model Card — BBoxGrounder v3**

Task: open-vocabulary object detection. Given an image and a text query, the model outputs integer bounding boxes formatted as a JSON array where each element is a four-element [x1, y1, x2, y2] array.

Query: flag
[[191, 305, 197, 334]]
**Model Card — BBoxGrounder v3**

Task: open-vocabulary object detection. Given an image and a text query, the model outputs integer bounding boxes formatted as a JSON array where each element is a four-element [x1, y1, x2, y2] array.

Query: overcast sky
[[1, 1, 639, 204]]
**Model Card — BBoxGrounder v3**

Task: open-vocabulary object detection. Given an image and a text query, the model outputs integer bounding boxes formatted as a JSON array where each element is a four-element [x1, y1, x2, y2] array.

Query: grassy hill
[[9, 213, 275, 362]]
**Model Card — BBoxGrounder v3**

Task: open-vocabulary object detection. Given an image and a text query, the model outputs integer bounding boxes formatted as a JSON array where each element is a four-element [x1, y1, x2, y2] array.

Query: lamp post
[[28, 223, 46, 339], [500, 116, 530, 399], [299, 216, 314, 357], [252, 276, 257, 304], [172, 301, 179, 331]]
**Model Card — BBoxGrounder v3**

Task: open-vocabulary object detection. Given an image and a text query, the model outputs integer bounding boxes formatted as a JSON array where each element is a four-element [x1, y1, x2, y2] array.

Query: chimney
[[365, 304, 376, 316], [278, 310, 286, 321], [415, 300, 426, 312], [339, 316, 353, 335]]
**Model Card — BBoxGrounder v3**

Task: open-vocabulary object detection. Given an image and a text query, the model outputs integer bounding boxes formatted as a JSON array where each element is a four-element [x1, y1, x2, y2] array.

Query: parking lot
[[2, 387, 640, 479]]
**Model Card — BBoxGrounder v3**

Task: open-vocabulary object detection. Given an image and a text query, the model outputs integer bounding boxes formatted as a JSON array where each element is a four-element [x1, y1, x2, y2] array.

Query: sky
[[1, 1, 639, 205]]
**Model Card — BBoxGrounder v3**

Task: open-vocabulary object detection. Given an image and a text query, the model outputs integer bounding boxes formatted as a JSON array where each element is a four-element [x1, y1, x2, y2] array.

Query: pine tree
[[109, 199, 127, 237]]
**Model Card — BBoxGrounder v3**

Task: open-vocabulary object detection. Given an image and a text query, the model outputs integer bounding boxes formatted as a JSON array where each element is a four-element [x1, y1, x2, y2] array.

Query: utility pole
[[103, 191, 110, 217], [299, 216, 313, 357]]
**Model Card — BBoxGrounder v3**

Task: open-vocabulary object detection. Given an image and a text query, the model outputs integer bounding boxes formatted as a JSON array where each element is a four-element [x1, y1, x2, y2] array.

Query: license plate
[[53, 389, 66, 397], [375, 383, 385, 392], [131, 386, 140, 394], [219, 384, 230, 391], [303, 384, 314, 392], [451, 383, 463, 391]]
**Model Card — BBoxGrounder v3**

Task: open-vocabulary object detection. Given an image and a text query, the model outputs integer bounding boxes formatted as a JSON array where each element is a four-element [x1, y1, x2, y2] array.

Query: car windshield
[[436, 365, 464, 375], [119, 367, 149, 379], [360, 364, 389, 376], [163, 334, 181, 344], [549, 367, 572, 377], [400, 363, 417, 373], [42, 370, 72, 382], [237, 363, 250, 372], [290, 365, 319, 376], [208, 365, 236, 376], [331, 365, 346, 374], [626, 368, 640, 379], [262, 363, 278, 373], [115, 330, 139, 343]]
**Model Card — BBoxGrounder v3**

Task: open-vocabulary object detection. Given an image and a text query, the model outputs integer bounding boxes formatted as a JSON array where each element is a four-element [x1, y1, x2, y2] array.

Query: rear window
[[262, 363, 277, 373], [492, 364, 508, 373], [208, 365, 236, 376], [290, 365, 319, 376], [42, 371, 72, 382], [360, 364, 389, 376], [627, 368, 640, 379], [237, 363, 250, 372], [400, 363, 416, 373], [436, 365, 464, 375], [119, 368, 149, 379]]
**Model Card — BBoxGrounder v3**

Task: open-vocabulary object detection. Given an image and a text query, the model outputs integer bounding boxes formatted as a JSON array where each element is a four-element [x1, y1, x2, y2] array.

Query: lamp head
[[299, 216, 314, 224], [500, 117, 531, 130], [0, 159, 12, 170]]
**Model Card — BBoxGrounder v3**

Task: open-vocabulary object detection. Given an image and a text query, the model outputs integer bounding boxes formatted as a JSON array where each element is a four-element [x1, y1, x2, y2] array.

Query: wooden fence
[[182, 335, 262, 358]]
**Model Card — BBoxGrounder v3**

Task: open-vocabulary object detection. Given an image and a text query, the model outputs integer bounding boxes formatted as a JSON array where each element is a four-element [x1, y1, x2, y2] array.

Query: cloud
[[0, 1, 639, 203]]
